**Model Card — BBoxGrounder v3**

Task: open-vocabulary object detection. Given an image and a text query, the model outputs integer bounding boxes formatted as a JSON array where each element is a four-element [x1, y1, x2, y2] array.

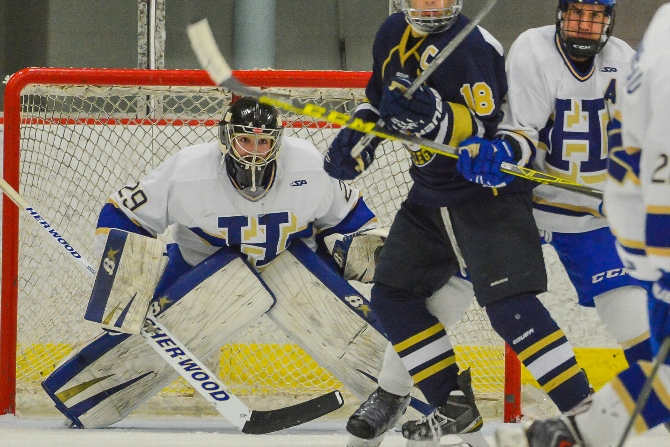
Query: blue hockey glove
[[457, 136, 516, 187], [650, 272, 670, 348], [324, 126, 376, 180], [378, 77, 444, 137]]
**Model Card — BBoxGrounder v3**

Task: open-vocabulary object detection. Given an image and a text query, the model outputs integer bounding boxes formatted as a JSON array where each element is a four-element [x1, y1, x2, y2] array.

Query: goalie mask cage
[[0, 67, 521, 422]]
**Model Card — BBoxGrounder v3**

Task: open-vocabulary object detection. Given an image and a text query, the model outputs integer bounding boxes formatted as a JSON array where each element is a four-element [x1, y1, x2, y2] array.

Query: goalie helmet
[[557, 0, 616, 60], [219, 96, 283, 201], [401, 0, 463, 34]]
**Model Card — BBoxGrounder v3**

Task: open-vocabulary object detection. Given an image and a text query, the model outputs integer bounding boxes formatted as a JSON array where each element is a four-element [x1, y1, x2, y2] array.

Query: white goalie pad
[[85, 229, 167, 334], [43, 248, 274, 428], [261, 240, 431, 423]]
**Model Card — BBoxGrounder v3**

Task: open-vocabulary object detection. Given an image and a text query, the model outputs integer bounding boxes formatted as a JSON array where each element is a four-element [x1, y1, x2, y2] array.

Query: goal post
[[0, 67, 521, 422]]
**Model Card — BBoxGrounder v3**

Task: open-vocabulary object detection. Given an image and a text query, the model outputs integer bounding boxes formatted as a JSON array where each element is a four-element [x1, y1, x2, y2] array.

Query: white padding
[[593, 286, 650, 346], [86, 229, 167, 334], [49, 253, 273, 429], [426, 275, 475, 329], [261, 248, 428, 424]]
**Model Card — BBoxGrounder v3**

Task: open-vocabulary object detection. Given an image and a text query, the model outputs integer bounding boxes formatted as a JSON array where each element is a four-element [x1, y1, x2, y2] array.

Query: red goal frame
[[0, 67, 521, 422]]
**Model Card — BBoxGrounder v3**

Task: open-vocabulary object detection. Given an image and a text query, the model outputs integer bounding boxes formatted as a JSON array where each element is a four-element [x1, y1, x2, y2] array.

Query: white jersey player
[[497, 4, 670, 446], [498, 0, 653, 368], [94, 96, 377, 270], [41, 97, 403, 429]]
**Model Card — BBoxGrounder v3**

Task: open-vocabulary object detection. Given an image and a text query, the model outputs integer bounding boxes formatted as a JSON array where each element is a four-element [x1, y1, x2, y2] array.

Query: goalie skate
[[346, 387, 411, 447], [402, 369, 488, 447], [495, 417, 583, 447]]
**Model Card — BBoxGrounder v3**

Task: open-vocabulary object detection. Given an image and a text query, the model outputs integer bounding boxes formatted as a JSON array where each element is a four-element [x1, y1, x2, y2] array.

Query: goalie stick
[[0, 177, 343, 434], [349, 0, 499, 160], [186, 19, 603, 200]]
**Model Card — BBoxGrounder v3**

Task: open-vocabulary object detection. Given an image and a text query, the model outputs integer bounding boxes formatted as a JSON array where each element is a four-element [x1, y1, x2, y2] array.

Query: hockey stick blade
[[187, 19, 602, 200], [242, 390, 344, 434], [0, 176, 344, 432]]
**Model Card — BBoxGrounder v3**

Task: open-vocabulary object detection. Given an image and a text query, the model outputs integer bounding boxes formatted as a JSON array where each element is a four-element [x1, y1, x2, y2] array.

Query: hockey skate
[[495, 416, 584, 447], [401, 369, 488, 447], [346, 387, 411, 447]]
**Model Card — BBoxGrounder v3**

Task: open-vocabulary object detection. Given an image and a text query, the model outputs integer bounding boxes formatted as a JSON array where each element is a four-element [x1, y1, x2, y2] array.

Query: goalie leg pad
[[43, 247, 274, 428], [261, 239, 430, 425], [85, 229, 167, 334]]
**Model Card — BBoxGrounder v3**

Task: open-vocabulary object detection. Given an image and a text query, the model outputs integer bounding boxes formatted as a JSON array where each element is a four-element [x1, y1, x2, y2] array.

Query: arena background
[[0, 0, 667, 420]]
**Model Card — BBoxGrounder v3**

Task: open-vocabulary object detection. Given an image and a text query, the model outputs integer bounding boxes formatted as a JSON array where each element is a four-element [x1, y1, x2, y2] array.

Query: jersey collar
[[554, 32, 595, 82]]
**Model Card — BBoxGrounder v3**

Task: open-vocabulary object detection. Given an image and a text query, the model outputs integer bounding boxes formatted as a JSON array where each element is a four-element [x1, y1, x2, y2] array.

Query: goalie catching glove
[[324, 228, 387, 283]]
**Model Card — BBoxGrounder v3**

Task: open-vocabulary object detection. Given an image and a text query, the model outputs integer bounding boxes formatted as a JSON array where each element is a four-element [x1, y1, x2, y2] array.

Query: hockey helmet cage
[[557, 0, 616, 59], [401, 0, 463, 34], [219, 97, 283, 201]]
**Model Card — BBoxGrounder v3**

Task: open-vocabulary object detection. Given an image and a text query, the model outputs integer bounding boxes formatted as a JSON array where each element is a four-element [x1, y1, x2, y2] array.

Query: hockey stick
[[0, 177, 343, 434], [615, 334, 670, 447], [348, 0, 499, 160], [186, 19, 602, 200]]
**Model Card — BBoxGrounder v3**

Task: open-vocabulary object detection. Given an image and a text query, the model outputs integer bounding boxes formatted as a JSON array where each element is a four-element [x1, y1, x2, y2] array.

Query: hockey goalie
[[42, 96, 442, 433]]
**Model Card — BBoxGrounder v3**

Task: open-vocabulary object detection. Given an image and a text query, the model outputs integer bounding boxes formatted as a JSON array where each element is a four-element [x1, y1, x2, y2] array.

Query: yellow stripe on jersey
[[533, 197, 602, 217], [646, 247, 670, 257], [620, 331, 650, 350], [394, 323, 445, 354], [412, 355, 456, 384], [639, 361, 670, 412], [541, 364, 581, 393], [516, 329, 565, 362], [381, 25, 426, 78], [647, 205, 670, 215], [447, 102, 475, 147], [611, 377, 649, 434]]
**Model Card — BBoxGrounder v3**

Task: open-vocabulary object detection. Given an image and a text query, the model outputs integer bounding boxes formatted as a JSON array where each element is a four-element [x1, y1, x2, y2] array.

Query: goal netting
[[0, 68, 520, 420]]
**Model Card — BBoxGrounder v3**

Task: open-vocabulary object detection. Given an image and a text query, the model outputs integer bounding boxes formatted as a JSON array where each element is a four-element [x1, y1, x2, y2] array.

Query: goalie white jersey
[[605, 4, 670, 282], [500, 25, 634, 233], [96, 136, 377, 268]]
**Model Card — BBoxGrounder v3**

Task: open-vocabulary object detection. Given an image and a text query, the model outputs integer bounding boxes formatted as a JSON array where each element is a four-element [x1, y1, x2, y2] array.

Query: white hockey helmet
[[219, 97, 283, 201], [557, 0, 616, 59], [401, 0, 463, 34]]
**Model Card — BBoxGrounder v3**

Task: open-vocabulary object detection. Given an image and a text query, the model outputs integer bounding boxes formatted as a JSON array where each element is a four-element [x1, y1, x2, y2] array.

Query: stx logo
[[290, 180, 307, 186], [592, 268, 627, 283]]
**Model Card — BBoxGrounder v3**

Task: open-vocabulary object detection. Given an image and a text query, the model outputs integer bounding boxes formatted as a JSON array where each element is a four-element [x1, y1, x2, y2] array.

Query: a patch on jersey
[[404, 142, 436, 166]]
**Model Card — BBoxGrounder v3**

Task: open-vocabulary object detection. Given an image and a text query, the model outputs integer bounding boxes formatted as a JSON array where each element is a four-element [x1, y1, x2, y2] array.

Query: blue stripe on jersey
[[97, 202, 153, 237], [646, 213, 670, 250], [608, 146, 641, 185], [317, 196, 376, 240]]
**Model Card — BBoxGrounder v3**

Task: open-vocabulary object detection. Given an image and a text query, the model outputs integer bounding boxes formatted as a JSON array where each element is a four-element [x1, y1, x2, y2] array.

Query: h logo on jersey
[[217, 212, 312, 268]]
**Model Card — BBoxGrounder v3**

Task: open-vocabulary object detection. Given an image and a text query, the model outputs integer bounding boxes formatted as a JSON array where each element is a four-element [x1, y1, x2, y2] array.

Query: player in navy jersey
[[325, 1, 592, 446]]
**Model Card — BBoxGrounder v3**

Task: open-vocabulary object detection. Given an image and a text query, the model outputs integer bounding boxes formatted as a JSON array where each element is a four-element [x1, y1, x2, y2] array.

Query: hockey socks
[[371, 283, 459, 408], [486, 293, 590, 412], [572, 362, 670, 446]]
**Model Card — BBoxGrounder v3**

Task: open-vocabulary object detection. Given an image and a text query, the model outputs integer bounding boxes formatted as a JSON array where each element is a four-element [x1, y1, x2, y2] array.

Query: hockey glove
[[457, 136, 516, 187], [324, 107, 382, 180], [378, 77, 444, 137], [324, 228, 387, 283], [650, 272, 670, 345]]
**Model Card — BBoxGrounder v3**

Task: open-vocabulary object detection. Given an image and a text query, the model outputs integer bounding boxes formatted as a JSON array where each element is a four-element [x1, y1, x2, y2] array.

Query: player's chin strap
[[186, 19, 602, 201], [0, 177, 344, 434]]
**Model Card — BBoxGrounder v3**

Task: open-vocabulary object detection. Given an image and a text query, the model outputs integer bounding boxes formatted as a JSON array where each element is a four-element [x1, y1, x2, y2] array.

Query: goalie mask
[[557, 0, 615, 60], [219, 97, 283, 201], [401, 0, 463, 34]]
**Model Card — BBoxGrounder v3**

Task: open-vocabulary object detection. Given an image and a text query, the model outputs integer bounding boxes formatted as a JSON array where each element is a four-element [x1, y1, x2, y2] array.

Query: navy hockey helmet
[[557, 0, 616, 60], [219, 96, 283, 201], [401, 0, 463, 34]]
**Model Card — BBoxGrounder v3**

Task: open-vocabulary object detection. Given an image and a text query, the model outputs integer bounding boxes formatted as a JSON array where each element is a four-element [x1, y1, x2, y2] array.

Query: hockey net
[[0, 68, 521, 421]]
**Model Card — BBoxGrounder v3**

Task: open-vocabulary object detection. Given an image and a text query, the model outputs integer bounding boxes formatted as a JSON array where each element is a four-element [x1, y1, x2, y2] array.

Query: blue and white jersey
[[605, 4, 670, 282], [366, 12, 514, 207], [95, 136, 377, 269], [501, 25, 634, 233]]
